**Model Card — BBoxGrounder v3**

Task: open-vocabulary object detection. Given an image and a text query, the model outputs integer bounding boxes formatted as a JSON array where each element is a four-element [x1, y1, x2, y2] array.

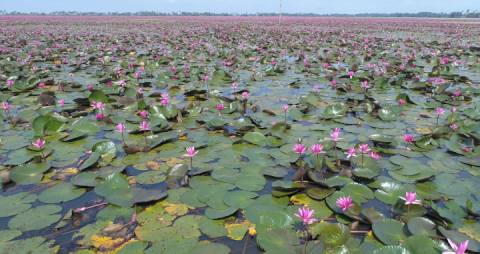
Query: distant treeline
[[1, 10, 479, 18]]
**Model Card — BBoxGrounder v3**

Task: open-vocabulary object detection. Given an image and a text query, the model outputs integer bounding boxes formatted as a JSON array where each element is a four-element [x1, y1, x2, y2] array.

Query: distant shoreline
[[1, 11, 479, 19]]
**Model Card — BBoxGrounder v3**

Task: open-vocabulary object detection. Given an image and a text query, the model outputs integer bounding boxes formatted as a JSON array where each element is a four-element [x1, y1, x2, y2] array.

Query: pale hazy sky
[[2, 0, 478, 14]]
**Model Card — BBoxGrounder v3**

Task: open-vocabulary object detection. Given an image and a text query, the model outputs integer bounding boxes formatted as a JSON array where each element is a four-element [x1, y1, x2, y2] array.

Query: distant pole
[[278, 0, 282, 25]]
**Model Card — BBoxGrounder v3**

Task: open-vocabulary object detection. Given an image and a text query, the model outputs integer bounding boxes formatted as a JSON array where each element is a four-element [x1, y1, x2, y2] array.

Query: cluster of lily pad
[[0, 16, 480, 254]]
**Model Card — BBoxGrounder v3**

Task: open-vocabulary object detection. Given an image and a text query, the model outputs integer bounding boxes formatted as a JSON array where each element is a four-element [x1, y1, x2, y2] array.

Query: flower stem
[[241, 235, 249, 254], [303, 230, 309, 254], [334, 142, 339, 167], [143, 133, 148, 151]]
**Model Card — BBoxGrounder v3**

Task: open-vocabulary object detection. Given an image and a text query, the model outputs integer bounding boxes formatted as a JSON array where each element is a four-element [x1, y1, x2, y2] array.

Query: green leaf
[[372, 219, 407, 245], [8, 205, 62, 231], [94, 173, 133, 207]]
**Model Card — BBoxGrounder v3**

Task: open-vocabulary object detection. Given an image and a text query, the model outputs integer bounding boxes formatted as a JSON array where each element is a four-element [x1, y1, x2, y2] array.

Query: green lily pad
[[8, 205, 62, 231], [372, 219, 407, 245], [38, 182, 86, 203]]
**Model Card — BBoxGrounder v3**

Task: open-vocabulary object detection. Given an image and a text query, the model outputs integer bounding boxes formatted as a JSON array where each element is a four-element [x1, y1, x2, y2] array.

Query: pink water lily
[[6, 79, 14, 88], [160, 92, 170, 106], [87, 84, 94, 91], [138, 110, 149, 119], [336, 196, 354, 212], [58, 99, 65, 107], [2, 101, 11, 111], [241, 91, 250, 100], [450, 123, 458, 131], [361, 80, 370, 90], [216, 103, 225, 112], [310, 144, 324, 155], [369, 151, 381, 160], [231, 82, 238, 92], [398, 99, 407, 106], [139, 120, 150, 131], [95, 113, 105, 120], [403, 134, 414, 143], [330, 79, 337, 88], [330, 128, 341, 142], [282, 104, 289, 112], [91, 101, 105, 111], [295, 206, 317, 225], [443, 239, 469, 254], [347, 70, 354, 79], [436, 107, 446, 116], [293, 143, 307, 155], [358, 144, 371, 154], [116, 123, 126, 133], [185, 146, 198, 157], [401, 192, 421, 205], [345, 147, 357, 159], [32, 138, 46, 150]]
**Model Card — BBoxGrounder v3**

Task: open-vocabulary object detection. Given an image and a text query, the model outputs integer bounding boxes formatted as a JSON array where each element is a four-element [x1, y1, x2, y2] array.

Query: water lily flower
[[282, 104, 289, 112], [2, 101, 11, 111], [345, 147, 357, 159], [6, 79, 14, 88], [453, 89, 462, 97], [293, 143, 307, 155], [436, 107, 446, 116], [451, 107, 457, 113], [38, 82, 46, 89], [271, 58, 277, 66], [401, 192, 421, 205], [443, 239, 469, 254], [450, 123, 458, 131], [87, 84, 94, 91], [398, 99, 407, 106], [248, 226, 257, 236], [330, 128, 341, 142], [95, 113, 105, 120], [361, 80, 370, 90], [134, 71, 141, 80], [32, 138, 46, 150], [202, 75, 210, 82], [369, 151, 381, 160], [160, 97, 169, 106], [331, 80, 337, 88], [347, 70, 354, 79], [403, 134, 414, 143], [160, 92, 170, 106], [241, 91, 250, 100], [139, 120, 150, 131], [310, 144, 324, 155], [440, 57, 450, 65], [138, 110, 149, 119], [216, 103, 225, 112], [58, 99, 65, 107], [91, 101, 105, 111], [428, 77, 446, 85], [116, 123, 126, 133], [295, 206, 317, 225], [185, 146, 198, 157], [358, 144, 371, 154], [231, 82, 238, 91], [336, 196, 354, 212]]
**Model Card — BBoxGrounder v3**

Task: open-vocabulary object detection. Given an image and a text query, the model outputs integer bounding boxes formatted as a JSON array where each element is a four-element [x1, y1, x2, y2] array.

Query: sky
[[1, 0, 478, 14]]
